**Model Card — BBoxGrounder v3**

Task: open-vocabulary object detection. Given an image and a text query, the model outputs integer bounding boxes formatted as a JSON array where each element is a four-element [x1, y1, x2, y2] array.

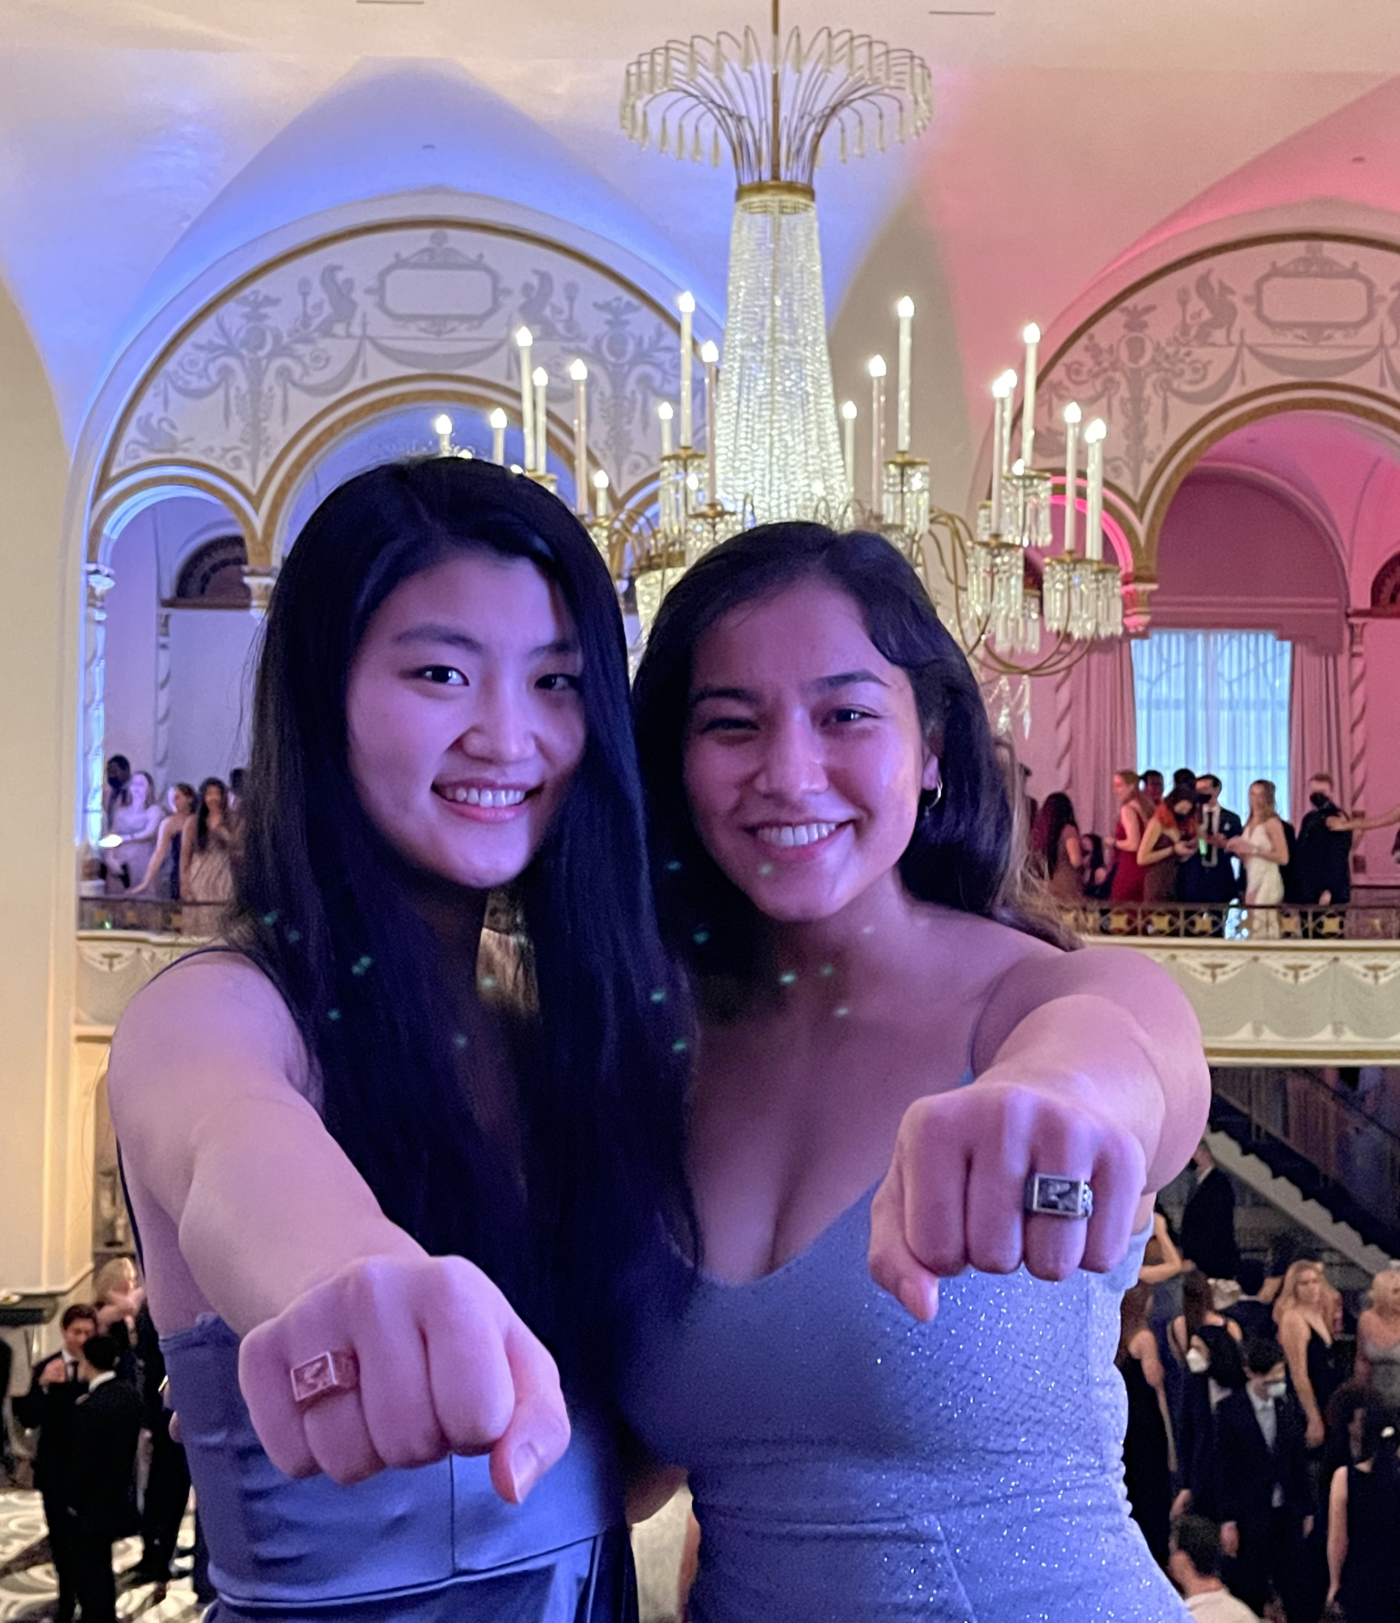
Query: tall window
[[1131, 630, 1291, 820]]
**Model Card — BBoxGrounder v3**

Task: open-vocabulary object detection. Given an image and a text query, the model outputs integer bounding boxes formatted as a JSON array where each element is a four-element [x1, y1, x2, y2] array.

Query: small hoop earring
[[926, 780, 944, 809]]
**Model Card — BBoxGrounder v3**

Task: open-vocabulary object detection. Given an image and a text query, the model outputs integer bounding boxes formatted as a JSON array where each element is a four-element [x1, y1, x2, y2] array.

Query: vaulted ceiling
[[6, 0, 1400, 519]]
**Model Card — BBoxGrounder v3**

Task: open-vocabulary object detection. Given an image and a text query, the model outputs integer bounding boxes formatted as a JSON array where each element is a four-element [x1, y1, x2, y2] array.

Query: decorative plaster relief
[[98, 221, 684, 560], [1085, 939, 1400, 1062], [1035, 235, 1400, 570]]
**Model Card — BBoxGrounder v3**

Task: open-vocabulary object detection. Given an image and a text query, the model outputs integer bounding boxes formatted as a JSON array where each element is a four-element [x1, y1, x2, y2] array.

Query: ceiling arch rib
[[1019, 232, 1400, 624]]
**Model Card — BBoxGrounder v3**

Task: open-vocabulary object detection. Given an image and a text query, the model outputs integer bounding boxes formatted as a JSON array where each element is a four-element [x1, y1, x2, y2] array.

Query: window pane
[[1131, 630, 1291, 819]]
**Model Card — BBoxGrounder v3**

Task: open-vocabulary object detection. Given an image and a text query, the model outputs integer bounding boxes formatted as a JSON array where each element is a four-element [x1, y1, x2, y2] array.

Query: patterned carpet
[[0, 1491, 202, 1621]]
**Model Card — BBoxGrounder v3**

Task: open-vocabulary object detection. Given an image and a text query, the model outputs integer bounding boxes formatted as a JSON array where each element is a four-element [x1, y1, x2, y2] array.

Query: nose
[[754, 712, 827, 800], [461, 675, 536, 764]]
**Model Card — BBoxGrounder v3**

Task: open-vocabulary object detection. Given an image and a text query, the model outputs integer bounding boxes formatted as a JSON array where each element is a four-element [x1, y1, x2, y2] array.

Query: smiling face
[[682, 580, 937, 926], [346, 551, 586, 893]]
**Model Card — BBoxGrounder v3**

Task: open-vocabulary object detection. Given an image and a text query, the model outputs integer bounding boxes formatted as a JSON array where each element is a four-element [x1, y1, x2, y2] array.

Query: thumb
[[488, 1316, 572, 1505], [867, 1167, 941, 1323]]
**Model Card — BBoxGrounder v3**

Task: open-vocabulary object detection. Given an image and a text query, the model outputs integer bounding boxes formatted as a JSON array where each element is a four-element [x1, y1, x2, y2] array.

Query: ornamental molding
[[1030, 233, 1400, 579], [89, 217, 688, 568], [1085, 938, 1400, 1062]]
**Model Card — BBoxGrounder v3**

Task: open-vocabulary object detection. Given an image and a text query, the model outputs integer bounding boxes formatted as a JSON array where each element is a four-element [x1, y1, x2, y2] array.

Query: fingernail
[[507, 1440, 542, 1502]]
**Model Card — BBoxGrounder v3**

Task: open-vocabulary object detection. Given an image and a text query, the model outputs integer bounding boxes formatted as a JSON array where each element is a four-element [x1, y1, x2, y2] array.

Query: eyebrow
[[392, 624, 579, 658], [689, 669, 890, 707]]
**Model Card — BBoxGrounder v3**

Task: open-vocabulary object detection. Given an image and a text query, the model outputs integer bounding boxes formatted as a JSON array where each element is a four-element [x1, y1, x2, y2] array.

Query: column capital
[[84, 563, 116, 610], [243, 565, 277, 619]]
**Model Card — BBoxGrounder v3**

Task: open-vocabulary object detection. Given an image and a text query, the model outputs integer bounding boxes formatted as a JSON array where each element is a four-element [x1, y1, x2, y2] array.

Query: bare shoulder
[[109, 951, 313, 1126]]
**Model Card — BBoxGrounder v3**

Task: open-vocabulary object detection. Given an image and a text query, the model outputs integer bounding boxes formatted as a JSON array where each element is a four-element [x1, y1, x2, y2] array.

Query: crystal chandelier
[[617, 2, 931, 571]]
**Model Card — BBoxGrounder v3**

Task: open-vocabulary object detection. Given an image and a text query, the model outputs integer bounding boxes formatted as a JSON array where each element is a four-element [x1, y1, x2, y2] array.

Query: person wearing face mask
[[1178, 777, 1242, 934], [1293, 774, 1353, 924], [1213, 1339, 1315, 1623]]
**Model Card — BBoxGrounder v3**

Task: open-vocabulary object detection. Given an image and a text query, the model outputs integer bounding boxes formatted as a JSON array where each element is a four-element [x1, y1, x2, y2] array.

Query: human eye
[[827, 705, 876, 725], [412, 665, 468, 686], [535, 671, 582, 693], [696, 711, 756, 735]]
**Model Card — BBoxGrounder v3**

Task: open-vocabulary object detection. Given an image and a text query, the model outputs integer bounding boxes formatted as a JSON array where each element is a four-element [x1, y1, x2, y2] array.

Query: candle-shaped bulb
[[700, 340, 719, 364], [1063, 401, 1082, 425], [488, 408, 508, 430], [896, 295, 915, 319], [1085, 417, 1107, 443], [532, 366, 549, 388], [1020, 325, 1041, 465], [841, 400, 858, 420], [677, 291, 696, 314], [658, 402, 674, 421], [1022, 323, 1041, 345], [1012, 458, 1025, 476], [1061, 402, 1082, 556], [593, 470, 610, 489], [432, 413, 452, 437], [992, 369, 1015, 398], [593, 469, 610, 519], [515, 326, 533, 348], [568, 359, 588, 382], [657, 399, 674, 455], [868, 354, 887, 378]]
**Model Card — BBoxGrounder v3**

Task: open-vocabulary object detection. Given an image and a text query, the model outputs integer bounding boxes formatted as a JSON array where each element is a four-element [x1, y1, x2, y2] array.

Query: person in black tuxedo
[[11, 1304, 97, 1622], [1180, 1140, 1240, 1282], [131, 1303, 191, 1588], [1215, 1338, 1315, 1622], [68, 1333, 143, 1623], [1179, 776, 1243, 931]]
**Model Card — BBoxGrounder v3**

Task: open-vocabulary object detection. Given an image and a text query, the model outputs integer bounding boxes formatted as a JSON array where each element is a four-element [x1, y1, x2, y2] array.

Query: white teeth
[[755, 822, 838, 848], [441, 786, 529, 808]]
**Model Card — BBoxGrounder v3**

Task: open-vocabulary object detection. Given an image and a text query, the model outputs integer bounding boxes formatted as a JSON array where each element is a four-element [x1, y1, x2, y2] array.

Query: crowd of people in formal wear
[[10, 1259, 207, 1623], [1118, 1145, 1400, 1621], [1029, 767, 1366, 931], [99, 755, 242, 909]]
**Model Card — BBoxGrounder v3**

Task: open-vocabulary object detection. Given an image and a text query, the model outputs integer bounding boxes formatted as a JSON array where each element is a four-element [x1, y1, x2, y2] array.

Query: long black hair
[[192, 777, 228, 851], [227, 456, 692, 1388], [1031, 791, 1077, 878], [632, 522, 1065, 985]]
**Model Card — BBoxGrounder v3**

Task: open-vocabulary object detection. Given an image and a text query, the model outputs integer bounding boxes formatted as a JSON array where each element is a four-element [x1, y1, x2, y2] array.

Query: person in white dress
[[1225, 780, 1288, 938]]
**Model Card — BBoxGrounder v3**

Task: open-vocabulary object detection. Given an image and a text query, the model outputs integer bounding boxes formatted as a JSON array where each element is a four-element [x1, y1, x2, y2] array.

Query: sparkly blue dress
[[161, 1315, 634, 1620], [623, 1195, 1188, 1622]]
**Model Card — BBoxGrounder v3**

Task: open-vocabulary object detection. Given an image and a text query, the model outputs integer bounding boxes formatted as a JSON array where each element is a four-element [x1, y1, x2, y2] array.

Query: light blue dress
[[623, 1193, 1188, 1623], [161, 1315, 634, 1621]]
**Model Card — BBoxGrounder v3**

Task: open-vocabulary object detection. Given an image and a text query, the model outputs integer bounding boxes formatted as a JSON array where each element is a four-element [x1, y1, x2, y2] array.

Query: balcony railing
[[1061, 900, 1400, 941]]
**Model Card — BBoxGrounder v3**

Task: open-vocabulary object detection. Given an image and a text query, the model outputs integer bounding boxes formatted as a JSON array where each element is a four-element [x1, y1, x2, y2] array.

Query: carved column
[[152, 609, 173, 790], [243, 565, 277, 619], [1347, 615, 1368, 841], [82, 564, 117, 849]]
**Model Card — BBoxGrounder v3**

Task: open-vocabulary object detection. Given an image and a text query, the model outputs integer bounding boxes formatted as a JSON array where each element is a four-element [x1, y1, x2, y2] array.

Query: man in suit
[[1214, 1339, 1314, 1622], [68, 1334, 142, 1623], [1180, 1140, 1240, 1282], [12, 1304, 97, 1622], [1179, 775, 1243, 933]]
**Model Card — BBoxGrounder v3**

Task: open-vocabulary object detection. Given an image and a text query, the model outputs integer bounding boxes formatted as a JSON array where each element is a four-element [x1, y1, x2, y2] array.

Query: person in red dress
[[1111, 767, 1154, 901]]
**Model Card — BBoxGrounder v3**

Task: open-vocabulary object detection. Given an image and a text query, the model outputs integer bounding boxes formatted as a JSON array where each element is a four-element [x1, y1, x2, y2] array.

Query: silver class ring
[[1024, 1173, 1094, 1220]]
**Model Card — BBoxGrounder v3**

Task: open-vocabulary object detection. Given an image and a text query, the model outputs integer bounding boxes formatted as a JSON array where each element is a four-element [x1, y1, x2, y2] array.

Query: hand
[[239, 1254, 570, 1498], [1319, 891, 1332, 907], [1303, 1514, 1315, 1539], [1327, 1584, 1339, 1606], [868, 1079, 1147, 1321], [1220, 1521, 1239, 1558], [1170, 1488, 1192, 1520], [38, 1356, 69, 1387], [1173, 841, 1195, 860], [1306, 1412, 1325, 1448]]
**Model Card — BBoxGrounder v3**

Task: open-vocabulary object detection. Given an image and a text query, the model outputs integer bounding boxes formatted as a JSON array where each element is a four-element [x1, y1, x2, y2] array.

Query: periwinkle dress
[[161, 1315, 634, 1621], [624, 1194, 1188, 1623]]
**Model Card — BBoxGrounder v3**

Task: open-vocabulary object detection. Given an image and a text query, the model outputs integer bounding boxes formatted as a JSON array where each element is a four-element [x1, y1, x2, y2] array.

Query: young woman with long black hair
[[108, 458, 691, 1621], [623, 523, 1208, 1622]]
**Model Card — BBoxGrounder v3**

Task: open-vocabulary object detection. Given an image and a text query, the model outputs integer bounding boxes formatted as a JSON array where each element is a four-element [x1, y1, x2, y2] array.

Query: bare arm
[[109, 956, 423, 1335], [1280, 1311, 1322, 1438], [1337, 802, 1400, 833], [1354, 1314, 1374, 1389], [1138, 1212, 1183, 1285], [1131, 1328, 1177, 1476], [1262, 816, 1290, 866], [1136, 817, 1173, 867], [1328, 1466, 1348, 1602], [870, 945, 1210, 1318], [108, 954, 571, 1496], [1063, 827, 1084, 872], [971, 947, 1210, 1202], [132, 814, 184, 895]]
